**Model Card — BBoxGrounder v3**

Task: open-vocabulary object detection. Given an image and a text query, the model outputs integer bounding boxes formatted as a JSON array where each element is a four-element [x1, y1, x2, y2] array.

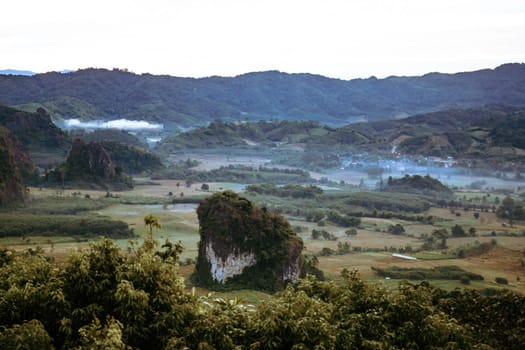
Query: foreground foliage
[[0, 240, 524, 349]]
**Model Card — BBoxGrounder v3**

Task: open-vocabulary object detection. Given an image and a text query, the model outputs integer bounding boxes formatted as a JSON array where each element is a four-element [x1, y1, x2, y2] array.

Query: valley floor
[[2, 175, 525, 295]]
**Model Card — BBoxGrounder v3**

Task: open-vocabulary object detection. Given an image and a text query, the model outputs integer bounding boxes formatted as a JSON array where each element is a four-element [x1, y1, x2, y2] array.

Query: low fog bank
[[55, 118, 166, 148], [336, 154, 525, 190], [62, 118, 163, 131]]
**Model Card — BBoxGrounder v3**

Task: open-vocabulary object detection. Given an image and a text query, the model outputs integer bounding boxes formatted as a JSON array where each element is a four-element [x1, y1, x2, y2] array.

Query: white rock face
[[205, 241, 256, 283], [282, 259, 301, 283]]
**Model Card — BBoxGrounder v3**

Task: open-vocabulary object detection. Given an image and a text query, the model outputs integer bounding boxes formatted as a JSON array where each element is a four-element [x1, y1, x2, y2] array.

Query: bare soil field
[[318, 247, 525, 292]]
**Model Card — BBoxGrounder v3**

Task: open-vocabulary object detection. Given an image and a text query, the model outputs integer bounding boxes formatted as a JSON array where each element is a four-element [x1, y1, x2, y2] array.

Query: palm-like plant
[[144, 214, 161, 240]]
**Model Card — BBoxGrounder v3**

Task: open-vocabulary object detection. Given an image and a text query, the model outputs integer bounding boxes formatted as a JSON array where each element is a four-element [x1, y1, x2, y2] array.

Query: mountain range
[[1, 64, 524, 128]]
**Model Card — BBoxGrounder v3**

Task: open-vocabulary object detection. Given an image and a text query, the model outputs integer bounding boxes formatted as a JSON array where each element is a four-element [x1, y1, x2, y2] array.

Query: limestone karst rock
[[0, 127, 27, 207], [49, 139, 133, 190], [194, 191, 303, 290]]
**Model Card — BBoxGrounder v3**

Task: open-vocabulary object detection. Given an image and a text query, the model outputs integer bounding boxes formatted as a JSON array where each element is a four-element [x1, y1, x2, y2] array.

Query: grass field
[[3, 178, 524, 296]]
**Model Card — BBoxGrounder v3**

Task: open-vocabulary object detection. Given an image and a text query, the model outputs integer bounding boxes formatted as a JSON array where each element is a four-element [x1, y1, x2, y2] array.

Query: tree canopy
[[2, 241, 525, 349]]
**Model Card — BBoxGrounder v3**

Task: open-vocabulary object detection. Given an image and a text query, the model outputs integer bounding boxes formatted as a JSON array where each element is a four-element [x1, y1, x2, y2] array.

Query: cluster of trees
[[154, 164, 312, 184], [388, 223, 406, 235], [1, 242, 524, 349], [496, 196, 525, 222], [0, 213, 133, 238], [326, 211, 361, 227], [420, 225, 480, 251], [311, 229, 337, 241], [343, 191, 432, 213], [384, 175, 453, 196]]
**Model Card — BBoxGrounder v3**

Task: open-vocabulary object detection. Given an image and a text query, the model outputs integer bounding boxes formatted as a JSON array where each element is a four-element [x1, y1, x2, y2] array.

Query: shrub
[[345, 228, 357, 236], [388, 224, 405, 235], [319, 247, 334, 256], [495, 277, 508, 285], [451, 224, 467, 237], [460, 276, 471, 285]]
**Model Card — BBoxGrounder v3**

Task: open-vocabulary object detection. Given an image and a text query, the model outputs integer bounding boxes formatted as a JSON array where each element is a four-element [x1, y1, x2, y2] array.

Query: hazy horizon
[[2, 0, 524, 80], [2, 61, 523, 82]]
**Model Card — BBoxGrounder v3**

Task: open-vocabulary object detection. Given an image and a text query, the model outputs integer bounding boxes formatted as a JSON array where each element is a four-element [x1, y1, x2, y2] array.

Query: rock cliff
[[194, 191, 303, 291], [0, 127, 27, 207], [49, 139, 133, 190]]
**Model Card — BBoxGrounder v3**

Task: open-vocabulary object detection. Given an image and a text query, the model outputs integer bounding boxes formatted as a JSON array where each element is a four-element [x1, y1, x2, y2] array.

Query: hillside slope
[[0, 105, 69, 167], [1, 64, 524, 127], [157, 105, 525, 170]]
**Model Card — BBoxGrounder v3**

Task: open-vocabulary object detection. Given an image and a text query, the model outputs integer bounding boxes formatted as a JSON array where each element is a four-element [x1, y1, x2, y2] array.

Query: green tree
[[451, 224, 466, 237], [388, 223, 405, 235], [75, 317, 127, 350], [144, 214, 161, 240], [0, 249, 67, 346], [0, 320, 54, 350]]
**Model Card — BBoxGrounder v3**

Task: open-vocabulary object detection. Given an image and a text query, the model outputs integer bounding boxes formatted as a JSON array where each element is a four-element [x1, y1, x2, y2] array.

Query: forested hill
[[0, 63, 524, 127], [156, 105, 525, 170]]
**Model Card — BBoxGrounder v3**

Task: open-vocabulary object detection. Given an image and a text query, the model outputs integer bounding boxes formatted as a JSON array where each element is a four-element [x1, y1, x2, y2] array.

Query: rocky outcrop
[[0, 127, 27, 207], [66, 139, 116, 179], [194, 191, 303, 290], [205, 240, 256, 283], [48, 139, 133, 190]]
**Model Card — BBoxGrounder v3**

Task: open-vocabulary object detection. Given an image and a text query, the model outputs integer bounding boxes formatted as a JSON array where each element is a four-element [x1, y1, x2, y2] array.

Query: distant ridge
[[0, 69, 74, 76], [0, 63, 524, 127], [0, 69, 36, 76]]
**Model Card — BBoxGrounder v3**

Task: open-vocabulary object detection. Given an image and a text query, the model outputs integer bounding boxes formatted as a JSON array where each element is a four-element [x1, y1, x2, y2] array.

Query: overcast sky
[[2, 0, 524, 79]]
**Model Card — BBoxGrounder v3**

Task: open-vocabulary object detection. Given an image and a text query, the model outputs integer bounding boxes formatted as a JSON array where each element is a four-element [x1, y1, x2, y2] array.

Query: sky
[[2, 0, 525, 80]]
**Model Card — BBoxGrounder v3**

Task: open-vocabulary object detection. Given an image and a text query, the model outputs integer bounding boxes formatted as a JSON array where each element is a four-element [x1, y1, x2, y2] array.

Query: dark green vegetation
[[20, 196, 113, 215], [245, 183, 323, 198], [496, 196, 525, 221], [384, 174, 453, 196], [2, 64, 525, 126], [0, 196, 133, 239], [1, 242, 524, 349], [0, 213, 133, 238], [372, 265, 484, 281], [155, 163, 312, 184], [194, 191, 306, 291]]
